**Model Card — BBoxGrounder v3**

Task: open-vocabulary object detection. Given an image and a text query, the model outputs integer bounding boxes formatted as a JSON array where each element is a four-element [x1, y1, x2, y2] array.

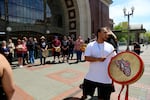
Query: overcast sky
[[109, 0, 150, 31]]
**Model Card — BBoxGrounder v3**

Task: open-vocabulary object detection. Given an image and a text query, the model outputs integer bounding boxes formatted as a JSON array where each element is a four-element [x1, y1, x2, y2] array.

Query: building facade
[[0, 0, 112, 41]]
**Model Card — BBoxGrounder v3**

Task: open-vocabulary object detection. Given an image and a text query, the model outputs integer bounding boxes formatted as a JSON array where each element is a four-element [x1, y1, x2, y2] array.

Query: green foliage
[[113, 22, 150, 43], [114, 24, 122, 30], [144, 31, 150, 42], [114, 23, 128, 42], [119, 37, 126, 42]]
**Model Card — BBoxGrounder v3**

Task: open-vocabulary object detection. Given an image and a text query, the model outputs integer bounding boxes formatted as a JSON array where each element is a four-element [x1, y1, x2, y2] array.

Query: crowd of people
[[0, 35, 86, 68]]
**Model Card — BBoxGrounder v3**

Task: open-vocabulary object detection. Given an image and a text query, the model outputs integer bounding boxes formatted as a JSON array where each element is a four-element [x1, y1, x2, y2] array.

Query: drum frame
[[108, 51, 144, 85]]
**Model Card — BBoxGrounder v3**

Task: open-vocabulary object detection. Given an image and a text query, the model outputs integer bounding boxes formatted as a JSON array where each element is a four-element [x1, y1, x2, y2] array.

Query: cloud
[[143, 23, 150, 31], [110, 0, 150, 17], [129, 0, 150, 17], [110, 0, 150, 30]]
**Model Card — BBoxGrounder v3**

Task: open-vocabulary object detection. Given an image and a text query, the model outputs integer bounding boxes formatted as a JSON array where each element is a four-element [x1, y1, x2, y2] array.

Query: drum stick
[[106, 49, 116, 58]]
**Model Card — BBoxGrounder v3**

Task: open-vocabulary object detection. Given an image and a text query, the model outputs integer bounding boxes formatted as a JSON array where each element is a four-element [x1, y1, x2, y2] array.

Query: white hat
[[40, 36, 45, 39]]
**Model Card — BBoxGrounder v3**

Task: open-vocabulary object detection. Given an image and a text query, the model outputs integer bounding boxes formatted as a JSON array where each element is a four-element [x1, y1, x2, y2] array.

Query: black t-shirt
[[0, 78, 7, 100], [62, 40, 69, 48], [134, 44, 140, 55], [106, 35, 118, 49], [39, 41, 47, 49], [27, 41, 35, 51]]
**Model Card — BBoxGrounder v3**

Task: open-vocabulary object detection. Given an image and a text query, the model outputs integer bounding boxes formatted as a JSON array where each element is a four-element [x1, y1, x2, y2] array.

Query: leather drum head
[[108, 51, 144, 85], [42, 50, 49, 57], [55, 47, 61, 52]]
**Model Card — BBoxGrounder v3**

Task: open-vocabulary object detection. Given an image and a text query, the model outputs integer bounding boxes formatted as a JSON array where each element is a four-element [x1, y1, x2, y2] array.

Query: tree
[[144, 31, 150, 43], [113, 22, 135, 44], [113, 22, 128, 42]]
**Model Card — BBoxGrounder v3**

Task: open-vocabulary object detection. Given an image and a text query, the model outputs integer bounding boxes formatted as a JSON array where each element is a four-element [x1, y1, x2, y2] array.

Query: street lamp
[[6, 26, 12, 40], [46, 30, 50, 34], [123, 6, 134, 50], [6, 26, 12, 32]]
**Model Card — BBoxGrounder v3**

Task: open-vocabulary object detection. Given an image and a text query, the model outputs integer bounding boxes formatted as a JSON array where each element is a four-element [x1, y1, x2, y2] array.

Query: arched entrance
[[0, 0, 92, 41]]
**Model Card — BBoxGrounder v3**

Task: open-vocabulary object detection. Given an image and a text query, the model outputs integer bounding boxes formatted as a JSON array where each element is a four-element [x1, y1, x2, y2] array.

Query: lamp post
[[46, 30, 50, 34], [123, 7, 134, 50], [43, 0, 48, 36], [6, 26, 12, 40], [4, 0, 9, 41]]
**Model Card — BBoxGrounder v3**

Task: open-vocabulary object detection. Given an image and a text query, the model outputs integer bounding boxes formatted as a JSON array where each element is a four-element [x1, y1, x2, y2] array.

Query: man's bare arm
[[85, 56, 106, 62], [1, 54, 15, 100]]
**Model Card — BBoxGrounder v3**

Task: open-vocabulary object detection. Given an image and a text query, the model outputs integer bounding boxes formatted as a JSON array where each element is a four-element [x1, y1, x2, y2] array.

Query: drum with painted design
[[108, 51, 144, 85]]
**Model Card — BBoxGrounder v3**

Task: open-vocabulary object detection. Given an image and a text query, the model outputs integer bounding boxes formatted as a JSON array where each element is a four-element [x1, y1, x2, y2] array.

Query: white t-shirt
[[84, 41, 116, 84]]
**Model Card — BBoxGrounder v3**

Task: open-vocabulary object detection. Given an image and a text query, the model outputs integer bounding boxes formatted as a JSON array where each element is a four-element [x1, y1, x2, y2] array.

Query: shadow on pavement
[[68, 60, 86, 65], [63, 97, 80, 100], [63, 96, 99, 100]]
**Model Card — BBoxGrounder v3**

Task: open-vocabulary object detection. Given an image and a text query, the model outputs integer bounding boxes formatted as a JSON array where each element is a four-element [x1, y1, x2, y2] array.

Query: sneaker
[[66, 59, 69, 63], [58, 60, 61, 63], [79, 84, 83, 89], [19, 65, 23, 68]]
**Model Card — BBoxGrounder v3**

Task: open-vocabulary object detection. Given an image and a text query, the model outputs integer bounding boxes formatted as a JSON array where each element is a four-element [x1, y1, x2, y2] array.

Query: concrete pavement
[[11, 44, 150, 100]]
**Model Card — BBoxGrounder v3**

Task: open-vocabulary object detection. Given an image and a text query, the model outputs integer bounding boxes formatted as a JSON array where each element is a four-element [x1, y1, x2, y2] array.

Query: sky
[[109, 0, 150, 31]]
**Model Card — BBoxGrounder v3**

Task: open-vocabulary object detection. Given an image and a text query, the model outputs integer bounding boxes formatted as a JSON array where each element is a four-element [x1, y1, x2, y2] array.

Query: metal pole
[[4, 0, 9, 40], [43, 0, 47, 36], [126, 14, 130, 50], [123, 7, 134, 51]]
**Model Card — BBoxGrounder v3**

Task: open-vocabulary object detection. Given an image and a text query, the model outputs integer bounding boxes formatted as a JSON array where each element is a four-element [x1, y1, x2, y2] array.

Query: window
[[5, 0, 51, 24]]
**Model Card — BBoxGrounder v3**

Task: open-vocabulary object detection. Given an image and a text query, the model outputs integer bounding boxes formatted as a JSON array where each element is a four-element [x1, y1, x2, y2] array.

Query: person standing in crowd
[[22, 39, 28, 65], [7, 39, 15, 64], [0, 41, 10, 61], [61, 36, 69, 62], [106, 29, 119, 53], [16, 39, 24, 68], [0, 54, 15, 100], [133, 42, 141, 55], [39, 36, 48, 65], [90, 33, 97, 42], [22, 37, 29, 65], [28, 37, 35, 64], [52, 36, 61, 63], [33, 37, 39, 59], [68, 36, 74, 60], [74, 36, 84, 63], [80, 27, 116, 100]]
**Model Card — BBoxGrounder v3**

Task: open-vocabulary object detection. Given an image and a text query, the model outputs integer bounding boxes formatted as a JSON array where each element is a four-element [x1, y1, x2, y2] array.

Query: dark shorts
[[23, 53, 28, 58], [0, 86, 7, 100], [82, 79, 115, 100], [54, 51, 60, 57], [62, 50, 68, 56], [17, 53, 23, 57]]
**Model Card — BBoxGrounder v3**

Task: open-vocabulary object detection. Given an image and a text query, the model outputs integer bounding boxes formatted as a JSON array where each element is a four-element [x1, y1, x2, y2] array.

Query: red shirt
[[52, 39, 61, 47]]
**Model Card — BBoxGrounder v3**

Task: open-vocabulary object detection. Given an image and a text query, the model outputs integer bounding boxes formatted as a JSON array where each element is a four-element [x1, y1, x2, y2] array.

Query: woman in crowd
[[74, 36, 84, 63], [27, 37, 35, 64], [68, 36, 74, 60], [7, 39, 15, 64], [0, 41, 10, 61], [39, 36, 48, 65], [52, 36, 61, 63], [61, 36, 69, 62], [16, 39, 24, 68]]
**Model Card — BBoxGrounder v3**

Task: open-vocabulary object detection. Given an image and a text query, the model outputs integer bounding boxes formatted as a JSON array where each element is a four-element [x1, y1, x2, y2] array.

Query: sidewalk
[[11, 45, 150, 100]]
